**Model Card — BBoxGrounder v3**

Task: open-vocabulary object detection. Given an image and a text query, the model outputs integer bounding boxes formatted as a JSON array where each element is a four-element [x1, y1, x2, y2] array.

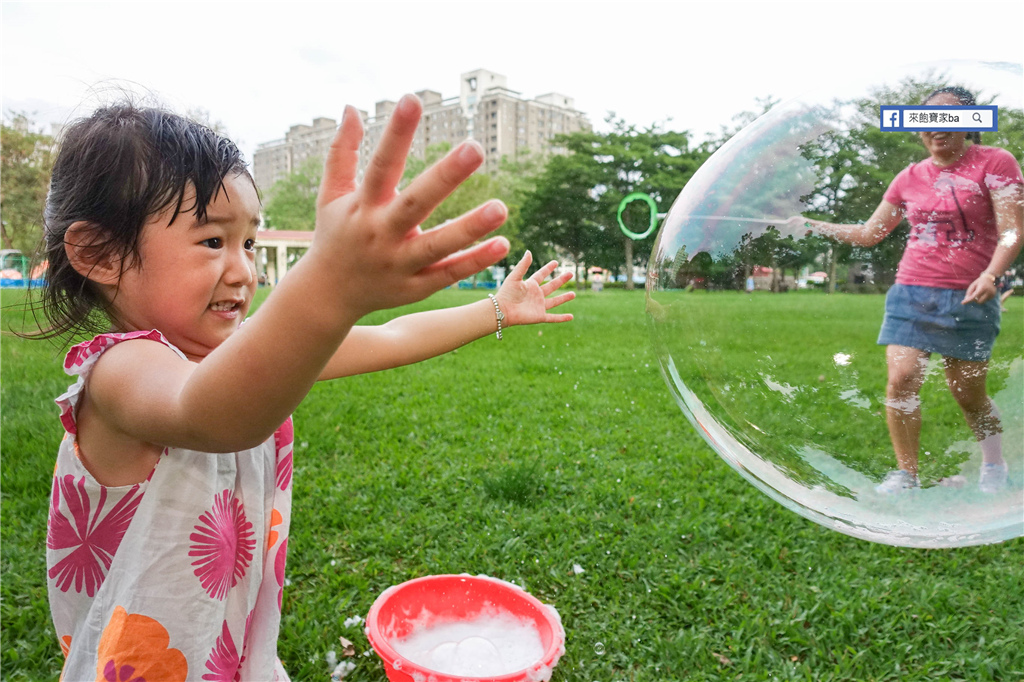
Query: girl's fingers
[[317, 106, 363, 207], [406, 201, 508, 272], [541, 271, 574, 295], [544, 292, 575, 310], [361, 95, 422, 206], [389, 141, 486, 229], [529, 259, 558, 284], [508, 250, 533, 282], [544, 313, 574, 323], [416, 236, 511, 292]]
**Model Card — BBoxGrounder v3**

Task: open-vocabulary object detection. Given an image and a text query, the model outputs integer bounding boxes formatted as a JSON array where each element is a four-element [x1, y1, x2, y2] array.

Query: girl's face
[[108, 173, 261, 361], [919, 92, 969, 164]]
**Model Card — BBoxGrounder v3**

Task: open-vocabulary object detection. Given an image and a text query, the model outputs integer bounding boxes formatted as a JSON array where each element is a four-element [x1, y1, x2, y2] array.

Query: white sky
[[3, 0, 1023, 163]]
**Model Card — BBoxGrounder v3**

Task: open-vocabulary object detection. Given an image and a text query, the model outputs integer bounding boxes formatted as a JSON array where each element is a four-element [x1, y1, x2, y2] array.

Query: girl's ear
[[63, 221, 123, 286]]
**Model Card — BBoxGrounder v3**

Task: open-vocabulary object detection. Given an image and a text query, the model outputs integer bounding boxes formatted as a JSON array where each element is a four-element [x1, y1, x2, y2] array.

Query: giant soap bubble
[[647, 61, 1023, 548]]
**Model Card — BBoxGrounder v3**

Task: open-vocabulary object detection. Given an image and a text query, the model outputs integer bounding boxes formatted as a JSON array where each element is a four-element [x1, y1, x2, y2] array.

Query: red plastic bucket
[[365, 574, 565, 682]]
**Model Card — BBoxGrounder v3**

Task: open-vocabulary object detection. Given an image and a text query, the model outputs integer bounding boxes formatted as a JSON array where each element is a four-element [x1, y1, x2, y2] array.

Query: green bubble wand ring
[[617, 192, 659, 240]]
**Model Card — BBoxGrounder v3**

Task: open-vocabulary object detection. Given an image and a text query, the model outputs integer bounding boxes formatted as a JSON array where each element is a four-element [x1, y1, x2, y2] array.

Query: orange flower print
[[95, 606, 187, 682], [267, 508, 283, 550]]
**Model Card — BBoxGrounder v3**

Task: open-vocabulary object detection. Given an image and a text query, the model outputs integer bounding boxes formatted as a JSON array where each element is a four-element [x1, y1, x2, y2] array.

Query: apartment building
[[253, 69, 590, 192]]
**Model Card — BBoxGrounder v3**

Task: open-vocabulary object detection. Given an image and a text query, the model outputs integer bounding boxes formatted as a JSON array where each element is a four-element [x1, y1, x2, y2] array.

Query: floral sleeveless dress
[[47, 330, 294, 681]]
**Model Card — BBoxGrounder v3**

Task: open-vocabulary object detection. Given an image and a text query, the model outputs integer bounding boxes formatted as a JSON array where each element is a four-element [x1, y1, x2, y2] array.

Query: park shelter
[[256, 229, 313, 286]]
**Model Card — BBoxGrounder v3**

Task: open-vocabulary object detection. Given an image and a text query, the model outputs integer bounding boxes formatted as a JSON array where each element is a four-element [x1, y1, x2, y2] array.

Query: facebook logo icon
[[881, 106, 901, 128]]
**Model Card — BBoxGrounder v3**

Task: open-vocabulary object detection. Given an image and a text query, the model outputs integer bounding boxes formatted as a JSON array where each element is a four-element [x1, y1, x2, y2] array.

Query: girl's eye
[[201, 238, 223, 249], [245, 239, 257, 251]]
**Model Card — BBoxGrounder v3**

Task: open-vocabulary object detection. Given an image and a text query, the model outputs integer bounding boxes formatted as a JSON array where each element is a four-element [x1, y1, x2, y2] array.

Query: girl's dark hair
[[30, 103, 253, 342], [923, 86, 982, 144]]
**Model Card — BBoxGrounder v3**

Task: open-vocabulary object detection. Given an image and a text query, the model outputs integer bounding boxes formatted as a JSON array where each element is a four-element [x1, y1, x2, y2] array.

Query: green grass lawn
[[2, 289, 1022, 681]]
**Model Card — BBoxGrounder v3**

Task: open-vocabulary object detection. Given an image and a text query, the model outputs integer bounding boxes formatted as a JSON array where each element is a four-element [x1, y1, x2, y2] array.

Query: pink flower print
[[274, 418, 294, 491], [58, 402, 78, 435], [64, 330, 169, 373], [276, 538, 288, 609], [274, 418, 293, 452], [202, 621, 243, 682], [64, 335, 115, 371], [47, 476, 143, 596], [103, 660, 145, 682], [189, 490, 256, 600], [275, 453, 293, 492]]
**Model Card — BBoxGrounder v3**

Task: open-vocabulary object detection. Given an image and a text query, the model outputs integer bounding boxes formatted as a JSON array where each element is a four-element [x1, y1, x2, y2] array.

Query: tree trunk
[[0, 223, 14, 251], [624, 237, 634, 291], [827, 247, 837, 295]]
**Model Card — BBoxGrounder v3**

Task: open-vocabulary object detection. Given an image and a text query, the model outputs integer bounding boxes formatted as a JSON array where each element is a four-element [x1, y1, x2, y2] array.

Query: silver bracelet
[[487, 294, 505, 340]]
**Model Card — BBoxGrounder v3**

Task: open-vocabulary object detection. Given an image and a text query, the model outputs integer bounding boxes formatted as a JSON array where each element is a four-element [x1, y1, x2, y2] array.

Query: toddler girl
[[38, 96, 574, 680]]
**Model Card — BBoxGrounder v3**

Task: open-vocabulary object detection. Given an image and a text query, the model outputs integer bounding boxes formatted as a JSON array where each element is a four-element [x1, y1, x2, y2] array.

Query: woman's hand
[[782, 215, 814, 239], [494, 251, 575, 327], [962, 272, 998, 304]]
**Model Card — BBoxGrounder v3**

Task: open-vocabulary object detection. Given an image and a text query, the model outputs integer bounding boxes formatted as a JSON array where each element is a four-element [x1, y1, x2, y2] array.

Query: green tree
[[261, 157, 322, 232], [401, 143, 541, 273], [520, 117, 707, 289], [1, 113, 54, 254]]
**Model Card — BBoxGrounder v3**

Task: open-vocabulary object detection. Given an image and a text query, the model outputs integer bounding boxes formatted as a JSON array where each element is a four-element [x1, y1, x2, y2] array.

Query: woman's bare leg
[[885, 345, 931, 474], [943, 356, 1003, 465]]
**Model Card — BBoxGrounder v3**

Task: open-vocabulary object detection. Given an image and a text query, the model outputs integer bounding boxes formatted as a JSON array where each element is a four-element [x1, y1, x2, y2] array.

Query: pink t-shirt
[[883, 144, 1023, 289]]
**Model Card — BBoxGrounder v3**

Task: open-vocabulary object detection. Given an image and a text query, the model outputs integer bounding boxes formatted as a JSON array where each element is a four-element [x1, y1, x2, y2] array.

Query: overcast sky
[[3, 1, 1023, 163]]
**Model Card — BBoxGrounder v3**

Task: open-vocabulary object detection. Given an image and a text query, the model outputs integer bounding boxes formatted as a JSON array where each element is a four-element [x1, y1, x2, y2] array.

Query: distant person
[[998, 273, 1014, 311], [746, 274, 755, 293], [30, 100, 574, 679], [789, 86, 1023, 494]]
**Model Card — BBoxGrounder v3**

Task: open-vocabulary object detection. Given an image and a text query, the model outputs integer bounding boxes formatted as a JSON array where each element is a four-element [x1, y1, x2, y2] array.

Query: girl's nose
[[225, 247, 255, 286]]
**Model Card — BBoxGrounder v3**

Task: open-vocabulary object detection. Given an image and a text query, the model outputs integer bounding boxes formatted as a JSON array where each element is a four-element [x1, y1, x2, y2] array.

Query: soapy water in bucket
[[391, 610, 545, 676], [366, 574, 565, 681]]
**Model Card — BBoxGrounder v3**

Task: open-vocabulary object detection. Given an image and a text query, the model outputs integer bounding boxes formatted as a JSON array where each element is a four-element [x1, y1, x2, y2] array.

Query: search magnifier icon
[[973, 112, 984, 123]]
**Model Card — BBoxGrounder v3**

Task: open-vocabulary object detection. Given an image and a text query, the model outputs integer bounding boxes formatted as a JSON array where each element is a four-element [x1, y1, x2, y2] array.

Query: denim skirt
[[878, 283, 1001, 361]]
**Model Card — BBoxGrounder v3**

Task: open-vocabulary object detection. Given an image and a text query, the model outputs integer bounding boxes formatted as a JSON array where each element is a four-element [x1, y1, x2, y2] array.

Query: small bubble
[[594, 642, 606, 655]]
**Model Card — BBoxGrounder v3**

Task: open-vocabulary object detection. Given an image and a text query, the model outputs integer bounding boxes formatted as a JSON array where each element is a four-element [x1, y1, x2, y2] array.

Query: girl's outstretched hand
[[494, 251, 575, 326], [308, 95, 510, 319]]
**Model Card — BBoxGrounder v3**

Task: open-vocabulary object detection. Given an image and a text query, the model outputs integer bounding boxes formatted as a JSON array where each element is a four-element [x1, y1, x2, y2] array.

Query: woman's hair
[[922, 86, 982, 144], [32, 103, 253, 341]]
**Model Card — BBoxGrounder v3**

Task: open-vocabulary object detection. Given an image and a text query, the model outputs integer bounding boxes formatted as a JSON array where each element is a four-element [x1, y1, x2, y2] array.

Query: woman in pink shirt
[[794, 87, 1023, 494]]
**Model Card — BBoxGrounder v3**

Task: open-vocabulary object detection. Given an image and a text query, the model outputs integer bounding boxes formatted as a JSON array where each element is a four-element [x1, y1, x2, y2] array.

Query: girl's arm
[[319, 252, 574, 379], [963, 183, 1024, 304], [86, 97, 511, 454], [786, 200, 905, 247]]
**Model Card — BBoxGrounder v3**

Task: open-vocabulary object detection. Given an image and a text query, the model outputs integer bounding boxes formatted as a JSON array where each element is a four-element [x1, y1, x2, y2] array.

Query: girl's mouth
[[209, 301, 243, 315]]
